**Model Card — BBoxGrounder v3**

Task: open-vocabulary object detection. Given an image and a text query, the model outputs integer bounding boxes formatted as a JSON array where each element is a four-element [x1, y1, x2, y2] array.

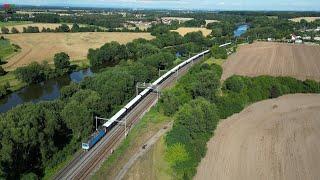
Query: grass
[[0, 72, 25, 91], [92, 107, 173, 180], [0, 21, 33, 27], [123, 136, 172, 180], [205, 57, 225, 66], [71, 59, 90, 69], [0, 39, 16, 59]]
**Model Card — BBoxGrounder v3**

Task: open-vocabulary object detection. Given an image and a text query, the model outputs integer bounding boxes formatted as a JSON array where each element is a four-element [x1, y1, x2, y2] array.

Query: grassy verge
[[205, 57, 225, 66], [0, 21, 33, 27], [0, 72, 25, 92], [71, 59, 90, 70], [0, 39, 17, 59], [123, 137, 172, 180], [92, 107, 173, 180]]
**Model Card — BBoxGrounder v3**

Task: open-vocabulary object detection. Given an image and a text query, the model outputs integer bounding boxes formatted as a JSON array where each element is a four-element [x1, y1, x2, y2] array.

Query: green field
[[0, 72, 25, 91], [0, 21, 33, 27], [0, 39, 16, 59]]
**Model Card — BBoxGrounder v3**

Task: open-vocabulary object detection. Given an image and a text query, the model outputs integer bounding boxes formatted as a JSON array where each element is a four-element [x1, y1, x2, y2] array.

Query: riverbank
[[0, 63, 92, 113], [0, 59, 90, 96]]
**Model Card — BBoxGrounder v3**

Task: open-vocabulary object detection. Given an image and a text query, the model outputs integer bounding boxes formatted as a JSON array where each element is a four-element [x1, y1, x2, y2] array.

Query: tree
[[211, 45, 227, 59], [14, 62, 46, 84], [71, 23, 80, 32], [60, 82, 79, 99], [57, 24, 70, 32], [1, 27, 9, 34], [224, 75, 245, 93], [11, 27, 19, 34], [0, 66, 6, 76], [54, 52, 70, 70]]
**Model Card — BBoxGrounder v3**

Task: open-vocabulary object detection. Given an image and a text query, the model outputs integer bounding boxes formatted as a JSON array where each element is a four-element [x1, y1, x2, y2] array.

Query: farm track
[[54, 55, 204, 179], [222, 42, 320, 81]]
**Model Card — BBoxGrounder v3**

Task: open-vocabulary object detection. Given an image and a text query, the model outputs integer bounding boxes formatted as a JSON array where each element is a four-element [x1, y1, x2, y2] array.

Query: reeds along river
[[0, 68, 93, 113]]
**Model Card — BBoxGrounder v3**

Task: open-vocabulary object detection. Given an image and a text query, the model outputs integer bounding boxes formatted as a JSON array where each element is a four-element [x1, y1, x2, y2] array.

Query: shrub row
[[161, 62, 320, 179]]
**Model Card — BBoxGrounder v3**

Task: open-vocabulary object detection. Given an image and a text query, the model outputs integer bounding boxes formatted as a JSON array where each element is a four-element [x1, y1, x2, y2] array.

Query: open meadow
[[3, 32, 154, 70], [195, 94, 320, 180], [221, 42, 320, 81], [171, 27, 212, 36]]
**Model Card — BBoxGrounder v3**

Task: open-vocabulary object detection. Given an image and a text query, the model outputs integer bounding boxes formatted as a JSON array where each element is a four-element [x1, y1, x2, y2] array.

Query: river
[[234, 24, 249, 37], [0, 68, 93, 113]]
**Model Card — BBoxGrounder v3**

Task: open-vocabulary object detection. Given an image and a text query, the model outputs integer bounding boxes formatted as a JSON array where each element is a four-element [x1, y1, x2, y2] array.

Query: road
[[54, 55, 205, 180]]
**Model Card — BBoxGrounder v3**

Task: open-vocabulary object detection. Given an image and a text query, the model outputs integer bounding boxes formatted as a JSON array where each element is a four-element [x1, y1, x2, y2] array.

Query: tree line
[[159, 54, 320, 179], [0, 26, 212, 179]]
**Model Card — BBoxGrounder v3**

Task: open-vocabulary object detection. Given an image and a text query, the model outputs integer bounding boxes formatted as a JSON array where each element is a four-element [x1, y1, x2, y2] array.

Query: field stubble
[[222, 42, 320, 81], [3, 32, 154, 70], [195, 94, 320, 180]]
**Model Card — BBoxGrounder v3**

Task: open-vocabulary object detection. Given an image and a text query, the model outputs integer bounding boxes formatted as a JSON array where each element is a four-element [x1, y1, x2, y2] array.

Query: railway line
[[54, 50, 209, 179]]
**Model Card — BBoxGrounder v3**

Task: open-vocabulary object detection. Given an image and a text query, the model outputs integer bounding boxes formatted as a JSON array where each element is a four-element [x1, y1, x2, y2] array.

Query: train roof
[[124, 95, 142, 109], [103, 108, 126, 127]]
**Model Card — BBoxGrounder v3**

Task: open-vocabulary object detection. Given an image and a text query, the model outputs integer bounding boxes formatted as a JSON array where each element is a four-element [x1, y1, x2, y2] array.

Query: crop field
[[289, 17, 320, 22], [195, 94, 320, 180], [3, 32, 154, 70], [1, 23, 73, 33], [171, 27, 212, 36], [221, 42, 320, 81]]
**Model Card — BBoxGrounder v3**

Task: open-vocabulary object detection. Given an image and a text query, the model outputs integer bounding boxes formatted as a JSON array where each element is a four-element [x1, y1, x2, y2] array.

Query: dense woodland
[[0, 24, 212, 179]]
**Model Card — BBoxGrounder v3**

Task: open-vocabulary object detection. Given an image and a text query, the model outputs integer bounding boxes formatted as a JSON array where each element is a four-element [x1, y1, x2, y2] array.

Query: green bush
[[224, 75, 245, 93], [54, 52, 71, 70], [211, 45, 227, 59]]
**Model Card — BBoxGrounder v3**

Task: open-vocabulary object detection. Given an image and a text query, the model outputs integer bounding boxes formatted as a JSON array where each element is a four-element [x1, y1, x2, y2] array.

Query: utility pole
[[136, 82, 152, 96]]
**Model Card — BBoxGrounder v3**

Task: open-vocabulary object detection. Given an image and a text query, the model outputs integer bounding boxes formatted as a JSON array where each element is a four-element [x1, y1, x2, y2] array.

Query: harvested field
[[172, 27, 212, 37], [3, 32, 153, 70], [195, 94, 320, 180], [0, 23, 73, 33], [221, 42, 320, 81], [289, 17, 320, 22]]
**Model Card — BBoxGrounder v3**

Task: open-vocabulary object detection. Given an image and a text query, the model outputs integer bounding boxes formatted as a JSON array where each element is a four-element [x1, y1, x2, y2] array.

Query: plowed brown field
[[221, 42, 320, 81], [195, 94, 320, 180], [3, 32, 153, 70]]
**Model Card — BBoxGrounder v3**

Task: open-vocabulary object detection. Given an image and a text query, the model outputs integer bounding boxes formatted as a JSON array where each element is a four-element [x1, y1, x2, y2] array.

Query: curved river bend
[[0, 68, 93, 113]]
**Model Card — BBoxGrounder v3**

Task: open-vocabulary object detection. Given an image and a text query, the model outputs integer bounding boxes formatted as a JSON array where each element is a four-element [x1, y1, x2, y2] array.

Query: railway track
[[54, 55, 205, 180]]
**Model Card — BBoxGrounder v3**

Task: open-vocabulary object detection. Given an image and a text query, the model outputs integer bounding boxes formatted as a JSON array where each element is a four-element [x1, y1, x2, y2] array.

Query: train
[[82, 50, 210, 150]]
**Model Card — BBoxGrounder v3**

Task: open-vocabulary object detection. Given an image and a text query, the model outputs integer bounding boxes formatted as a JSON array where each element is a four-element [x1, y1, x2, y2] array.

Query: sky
[[1, 0, 320, 11]]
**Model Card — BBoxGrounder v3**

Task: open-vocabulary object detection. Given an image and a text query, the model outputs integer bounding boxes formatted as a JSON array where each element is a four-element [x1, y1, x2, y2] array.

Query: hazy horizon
[[1, 0, 320, 11]]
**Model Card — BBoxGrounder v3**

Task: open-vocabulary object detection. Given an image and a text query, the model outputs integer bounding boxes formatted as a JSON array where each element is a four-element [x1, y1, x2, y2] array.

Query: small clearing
[[172, 27, 212, 37]]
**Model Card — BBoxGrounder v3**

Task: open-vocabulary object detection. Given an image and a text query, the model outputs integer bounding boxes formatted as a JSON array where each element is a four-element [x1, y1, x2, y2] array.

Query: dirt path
[[116, 122, 173, 180], [221, 42, 320, 81], [195, 94, 320, 180]]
